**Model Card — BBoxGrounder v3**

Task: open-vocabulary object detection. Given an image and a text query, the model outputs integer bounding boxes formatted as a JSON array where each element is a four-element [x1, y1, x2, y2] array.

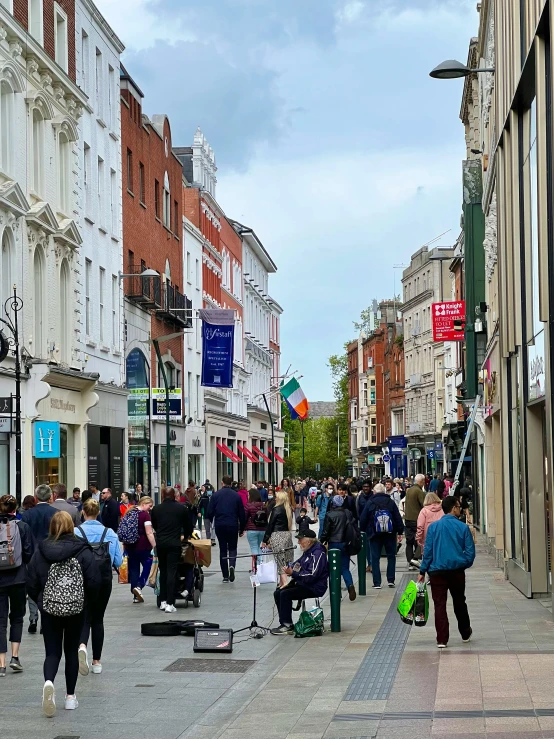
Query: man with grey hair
[[360, 482, 404, 589], [404, 473, 426, 569], [51, 483, 81, 526]]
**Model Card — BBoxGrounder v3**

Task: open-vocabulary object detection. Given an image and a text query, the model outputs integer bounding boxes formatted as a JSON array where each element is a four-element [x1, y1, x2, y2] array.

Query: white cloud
[[336, 1, 365, 26]]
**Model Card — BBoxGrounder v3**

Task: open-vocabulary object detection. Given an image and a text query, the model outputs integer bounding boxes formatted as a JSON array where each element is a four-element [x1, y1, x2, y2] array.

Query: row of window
[[84, 258, 119, 348], [221, 250, 243, 301], [403, 268, 433, 302], [126, 151, 179, 233], [83, 143, 118, 234], [80, 30, 118, 130]]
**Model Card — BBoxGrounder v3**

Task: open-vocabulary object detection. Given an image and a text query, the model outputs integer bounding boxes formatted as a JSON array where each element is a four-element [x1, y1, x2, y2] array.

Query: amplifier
[[193, 628, 233, 653]]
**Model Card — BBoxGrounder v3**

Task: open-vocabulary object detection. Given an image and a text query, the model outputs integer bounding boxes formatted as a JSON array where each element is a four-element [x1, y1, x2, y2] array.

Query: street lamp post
[[0, 286, 23, 504], [429, 60, 494, 79]]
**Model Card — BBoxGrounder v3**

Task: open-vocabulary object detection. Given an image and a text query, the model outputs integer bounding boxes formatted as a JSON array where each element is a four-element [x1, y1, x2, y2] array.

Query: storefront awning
[[268, 446, 285, 464], [252, 445, 272, 463], [216, 442, 241, 463], [238, 444, 259, 463]]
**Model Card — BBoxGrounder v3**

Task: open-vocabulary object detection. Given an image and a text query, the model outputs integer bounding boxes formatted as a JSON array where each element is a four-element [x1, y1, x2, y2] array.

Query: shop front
[[185, 426, 205, 485], [385, 435, 408, 479], [205, 410, 250, 487], [126, 349, 151, 495]]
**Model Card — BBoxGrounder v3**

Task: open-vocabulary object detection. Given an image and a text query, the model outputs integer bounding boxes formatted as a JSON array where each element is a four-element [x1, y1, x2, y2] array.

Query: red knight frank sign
[[432, 301, 466, 342]]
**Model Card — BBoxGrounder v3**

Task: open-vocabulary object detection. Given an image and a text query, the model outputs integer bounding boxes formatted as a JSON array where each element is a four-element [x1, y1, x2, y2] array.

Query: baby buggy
[[177, 544, 205, 608]]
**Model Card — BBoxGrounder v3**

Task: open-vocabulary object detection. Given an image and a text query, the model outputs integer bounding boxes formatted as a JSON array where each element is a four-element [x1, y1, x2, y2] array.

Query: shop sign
[[0, 417, 11, 432], [0, 397, 11, 414], [33, 421, 60, 458], [128, 388, 149, 419], [528, 331, 546, 401], [151, 388, 182, 420], [432, 301, 465, 342], [367, 455, 375, 463], [200, 309, 235, 388]]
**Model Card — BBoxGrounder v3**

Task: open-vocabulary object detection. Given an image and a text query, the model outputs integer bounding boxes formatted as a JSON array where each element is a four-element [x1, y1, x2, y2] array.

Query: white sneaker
[[42, 680, 56, 717], [437, 643, 447, 649], [91, 663, 102, 674], [65, 695, 79, 710], [132, 586, 144, 603], [165, 604, 177, 613], [78, 646, 89, 676], [159, 601, 168, 610]]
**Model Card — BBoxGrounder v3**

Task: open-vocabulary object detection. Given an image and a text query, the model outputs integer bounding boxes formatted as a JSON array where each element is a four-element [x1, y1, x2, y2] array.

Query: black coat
[[297, 514, 316, 536], [26, 534, 101, 610], [320, 508, 353, 545], [263, 504, 290, 543], [101, 497, 120, 532], [206, 487, 246, 533], [151, 499, 193, 549], [342, 494, 358, 521], [0, 516, 35, 587]]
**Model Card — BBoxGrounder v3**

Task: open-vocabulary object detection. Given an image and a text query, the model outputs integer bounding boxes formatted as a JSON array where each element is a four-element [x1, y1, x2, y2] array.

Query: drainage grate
[[164, 658, 256, 673], [344, 573, 412, 701], [135, 684, 155, 687], [334, 707, 554, 721], [53, 736, 80, 739]]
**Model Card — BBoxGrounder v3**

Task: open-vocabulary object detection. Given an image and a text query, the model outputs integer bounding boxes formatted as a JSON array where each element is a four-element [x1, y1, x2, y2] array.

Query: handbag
[[118, 556, 128, 585], [294, 607, 324, 638], [148, 557, 158, 588], [397, 580, 417, 625], [257, 556, 278, 584]]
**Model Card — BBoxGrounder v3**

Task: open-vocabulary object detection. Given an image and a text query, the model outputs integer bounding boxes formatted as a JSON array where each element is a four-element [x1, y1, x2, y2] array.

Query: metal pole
[[301, 420, 305, 477], [451, 394, 481, 496], [329, 548, 341, 632], [153, 339, 171, 490], [13, 287, 21, 506], [262, 393, 276, 485], [357, 531, 367, 596]]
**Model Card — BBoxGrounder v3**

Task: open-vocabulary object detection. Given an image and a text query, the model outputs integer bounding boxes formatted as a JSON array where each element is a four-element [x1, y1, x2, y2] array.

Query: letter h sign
[[33, 421, 60, 459]]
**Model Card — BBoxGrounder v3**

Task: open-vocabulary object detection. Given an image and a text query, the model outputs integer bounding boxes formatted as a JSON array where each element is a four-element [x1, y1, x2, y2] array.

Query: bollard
[[358, 531, 367, 596], [329, 548, 342, 632]]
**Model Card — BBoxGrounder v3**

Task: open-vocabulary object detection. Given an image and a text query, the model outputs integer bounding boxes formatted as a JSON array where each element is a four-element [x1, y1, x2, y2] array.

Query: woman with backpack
[[118, 496, 156, 604], [244, 489, 267, 571], [26, 510, 100, 716], [320, 495, 357, 601], [0, 495, 34, 676], [75, 498, 122, 676]]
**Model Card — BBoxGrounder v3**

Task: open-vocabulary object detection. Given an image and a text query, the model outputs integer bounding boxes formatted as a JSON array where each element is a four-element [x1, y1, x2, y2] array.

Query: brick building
[[381, 301, 407, 479], [121, 65, 192, 494]]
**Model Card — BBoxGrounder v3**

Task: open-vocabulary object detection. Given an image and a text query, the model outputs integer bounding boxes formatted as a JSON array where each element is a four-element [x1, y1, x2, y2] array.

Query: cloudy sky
[[96, 0, 478, 400]]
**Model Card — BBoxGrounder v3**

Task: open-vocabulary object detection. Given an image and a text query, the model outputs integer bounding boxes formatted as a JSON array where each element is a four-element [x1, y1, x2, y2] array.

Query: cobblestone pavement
[[2, 535, 554, 739]]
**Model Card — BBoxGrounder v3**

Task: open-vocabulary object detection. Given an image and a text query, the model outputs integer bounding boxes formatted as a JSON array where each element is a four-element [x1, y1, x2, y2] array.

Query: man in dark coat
[[100, 488, 120, 533]]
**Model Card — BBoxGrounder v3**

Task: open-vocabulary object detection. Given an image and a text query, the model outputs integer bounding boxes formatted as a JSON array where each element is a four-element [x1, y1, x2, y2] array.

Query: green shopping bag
[[397, 580, 418, 625], [414, 582, 429, 627], [294, 607, 324, 638]]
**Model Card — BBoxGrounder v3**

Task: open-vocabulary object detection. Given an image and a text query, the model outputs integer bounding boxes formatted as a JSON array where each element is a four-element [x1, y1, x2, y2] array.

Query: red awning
[[216, 442, 241, 463], [268, 447, 285, 464], [252, 445, 272, 464], [238, 445, 259, 463]]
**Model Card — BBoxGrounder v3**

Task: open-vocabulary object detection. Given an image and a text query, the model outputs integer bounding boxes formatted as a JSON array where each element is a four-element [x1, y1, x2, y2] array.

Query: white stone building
[[75, 0, 126, 494]]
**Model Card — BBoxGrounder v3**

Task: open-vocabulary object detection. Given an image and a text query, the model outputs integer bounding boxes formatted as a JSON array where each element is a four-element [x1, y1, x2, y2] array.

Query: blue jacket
[[290, 541, 329, 597], [420, 514, 475, 575], [21, 503, 57, 542], [75, 519, 123, 567], [360, 493, 404, 538], [207, 487, 246, 533], [356, 491, 373, 520], [315, 493, 331, 519]]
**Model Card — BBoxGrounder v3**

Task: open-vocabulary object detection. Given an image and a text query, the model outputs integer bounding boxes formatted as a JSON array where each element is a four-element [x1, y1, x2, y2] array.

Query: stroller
[[154, 544, 206, 609]]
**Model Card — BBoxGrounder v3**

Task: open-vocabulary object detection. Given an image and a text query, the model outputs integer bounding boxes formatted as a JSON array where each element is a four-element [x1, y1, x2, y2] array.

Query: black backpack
[[253, 508, 268, 528], [78, 526, 112, 585], [344, 512, 362, 556]]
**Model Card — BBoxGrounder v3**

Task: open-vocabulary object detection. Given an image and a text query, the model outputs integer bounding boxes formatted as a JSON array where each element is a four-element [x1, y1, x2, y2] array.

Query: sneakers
[[410, 559, 421, 567], [165, 604, 177, 613], [437, 643, 447, 649], [132, 586, 144, 603], [270, 624, 294, 635], [42, 680, 56, 717], [159, 601, 168, 610], [78, 646, 89, 676], [91, 663, 102, 674], [372, 584, 382, 590], [0, 667, 5, 678], [388, 582, 395, 588], [9, 656, 22, 672], [462, 628, 473, 643], [408, 565, 417, 571], [229, 566, 235, 582], [348, 585, 357, 601], [65, 695, 79, 710], [222, 577, 229, 583], [28, 619, 37, 634], [211, 539, 216, 546]]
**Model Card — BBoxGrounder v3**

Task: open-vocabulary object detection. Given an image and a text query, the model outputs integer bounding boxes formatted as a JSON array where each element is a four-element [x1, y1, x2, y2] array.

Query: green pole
[[153, 339, 171, 490], [329, 549, 341, 632], [358, 532, 367, 596]]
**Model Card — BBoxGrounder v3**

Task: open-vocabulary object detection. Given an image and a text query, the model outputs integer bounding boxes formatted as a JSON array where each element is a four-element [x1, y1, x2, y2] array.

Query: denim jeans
[[329, 541, 353, 588], [127, 549, 152, 592], [247, 530, 265, 565], [369, 534, 397, 586]]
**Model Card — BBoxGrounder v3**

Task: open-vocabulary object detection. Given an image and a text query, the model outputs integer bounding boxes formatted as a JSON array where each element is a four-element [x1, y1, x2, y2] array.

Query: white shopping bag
[[257, 557, 278, 584]]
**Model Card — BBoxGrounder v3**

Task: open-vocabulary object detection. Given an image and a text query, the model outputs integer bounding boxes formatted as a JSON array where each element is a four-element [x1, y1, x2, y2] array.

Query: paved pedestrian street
[[3, 537, 554, 739]]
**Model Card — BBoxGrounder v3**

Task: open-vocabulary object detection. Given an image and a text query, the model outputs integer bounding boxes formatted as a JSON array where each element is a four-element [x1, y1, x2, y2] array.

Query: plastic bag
[[414, 582, 429, 627], [118, 556, 128, 585], [294, 607, 324, 638], [257, 557, 278, 584], [148, 557, 158, 588], [397, 580, 417, 624]]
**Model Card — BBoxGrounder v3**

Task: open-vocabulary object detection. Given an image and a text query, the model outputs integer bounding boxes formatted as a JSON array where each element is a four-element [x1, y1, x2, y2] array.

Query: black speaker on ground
[[193, 628, 233, 653]]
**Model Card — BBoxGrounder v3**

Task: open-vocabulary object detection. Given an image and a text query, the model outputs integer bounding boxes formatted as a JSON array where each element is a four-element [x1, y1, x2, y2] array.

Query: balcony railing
[[124, 265, 162, 308], [157, 280, 193, 328]]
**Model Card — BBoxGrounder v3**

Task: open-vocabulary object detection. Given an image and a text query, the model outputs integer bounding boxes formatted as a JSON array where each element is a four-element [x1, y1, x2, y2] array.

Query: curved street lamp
[[429, 59, 495, 79]]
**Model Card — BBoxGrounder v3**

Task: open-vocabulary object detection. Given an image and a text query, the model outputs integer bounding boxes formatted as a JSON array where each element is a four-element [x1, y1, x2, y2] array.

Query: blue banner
[[200, 309, 235, 388]]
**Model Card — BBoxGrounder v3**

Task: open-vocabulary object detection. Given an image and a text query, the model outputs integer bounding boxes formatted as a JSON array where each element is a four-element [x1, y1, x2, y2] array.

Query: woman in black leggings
[[26, 511, 100, 717]]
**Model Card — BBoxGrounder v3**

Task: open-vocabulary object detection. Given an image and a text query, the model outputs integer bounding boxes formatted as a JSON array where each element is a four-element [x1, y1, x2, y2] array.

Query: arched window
[[1, 228, 12, 309], [163, 171, 170, 228], [60, 259, 70, 363], [126, 348, 149, 389], [158, 360, 175, 389], [32, 108, 44, 195], [0, 81, 13, 174], [58, 131, 71, 214], [33, 245, 45, 357]]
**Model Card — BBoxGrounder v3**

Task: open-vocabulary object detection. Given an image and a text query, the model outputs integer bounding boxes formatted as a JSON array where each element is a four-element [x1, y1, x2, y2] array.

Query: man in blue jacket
[[271, 530, 328, 635], [360, 482, 404, 589], [417, 496, 475, 648], [206, 475, 246, 583]]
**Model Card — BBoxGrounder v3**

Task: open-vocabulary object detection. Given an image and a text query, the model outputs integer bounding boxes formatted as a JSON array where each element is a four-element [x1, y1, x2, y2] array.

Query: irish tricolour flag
[[281, 378, 309, 420]]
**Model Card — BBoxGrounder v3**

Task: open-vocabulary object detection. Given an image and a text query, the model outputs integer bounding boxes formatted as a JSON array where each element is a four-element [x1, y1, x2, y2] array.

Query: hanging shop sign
[[200, 309, 235, 388], [33, 421, 61, 459], [432, 301, 466, 342], [128, 388, 149, 420], [151, 388, 182, 420]]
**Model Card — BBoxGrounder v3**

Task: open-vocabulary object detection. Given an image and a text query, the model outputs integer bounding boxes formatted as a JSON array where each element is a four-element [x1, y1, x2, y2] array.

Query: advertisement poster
[[200, 309, 235, 388], [151, 388, 182, 419], [432, 301, 466, 341]]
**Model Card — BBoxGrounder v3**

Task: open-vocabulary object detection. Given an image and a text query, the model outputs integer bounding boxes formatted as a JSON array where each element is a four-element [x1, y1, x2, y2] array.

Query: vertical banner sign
[[200, 309, 235, 388], [432, 301, 466, 341]]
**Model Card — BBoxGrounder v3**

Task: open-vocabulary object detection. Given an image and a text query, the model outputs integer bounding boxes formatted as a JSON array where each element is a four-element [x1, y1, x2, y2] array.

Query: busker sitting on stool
[[270, 530, 329, 635]]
